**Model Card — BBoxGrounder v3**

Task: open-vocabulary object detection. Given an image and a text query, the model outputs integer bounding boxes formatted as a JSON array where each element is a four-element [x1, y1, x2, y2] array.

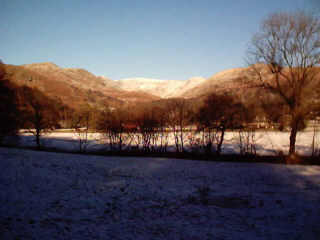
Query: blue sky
[[1, 0, 316, 80]]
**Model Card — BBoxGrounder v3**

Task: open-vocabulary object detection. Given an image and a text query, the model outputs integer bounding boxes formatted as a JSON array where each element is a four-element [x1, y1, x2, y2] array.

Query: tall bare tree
[[247, 11, 320, 155]]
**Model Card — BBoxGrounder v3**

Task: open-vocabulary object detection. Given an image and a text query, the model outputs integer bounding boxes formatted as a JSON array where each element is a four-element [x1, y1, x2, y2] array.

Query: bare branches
[[247, 11, 320, 155]]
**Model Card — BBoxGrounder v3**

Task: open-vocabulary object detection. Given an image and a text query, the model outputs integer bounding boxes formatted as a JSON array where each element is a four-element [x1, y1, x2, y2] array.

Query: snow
[[0, 147, 319, 239], [12, 130, 320, 156], [116, 78, 185, 98], [115, 77, 207, 98]]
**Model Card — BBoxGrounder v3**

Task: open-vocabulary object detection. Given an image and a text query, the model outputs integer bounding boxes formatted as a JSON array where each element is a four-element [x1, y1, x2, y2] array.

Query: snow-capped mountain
[[8, 61, 283, 111], [112, 77, 206, 98]]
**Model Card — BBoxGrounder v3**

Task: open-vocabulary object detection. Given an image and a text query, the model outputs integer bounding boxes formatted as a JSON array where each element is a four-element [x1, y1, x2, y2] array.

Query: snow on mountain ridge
[[118, 77, 166, 83], [114, 77, 206, 98], [115, 78, 184, 97]]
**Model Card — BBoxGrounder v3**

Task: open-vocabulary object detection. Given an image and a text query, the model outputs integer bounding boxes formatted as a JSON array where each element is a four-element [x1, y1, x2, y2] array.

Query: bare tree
[[135, 107, 159, 152], [71, 105, 93, 153], [167, 98, 191, 153], [236, 104, 258, 156], [155, 106, 170, 152], [196, 93, 254, 155], [247, 11, 320, 155], [97, 107, 128, 152], [19, 87, 59, 149]]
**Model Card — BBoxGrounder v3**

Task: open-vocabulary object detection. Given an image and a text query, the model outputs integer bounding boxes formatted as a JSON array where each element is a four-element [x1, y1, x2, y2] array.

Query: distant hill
[[181, 67, 252, 98]]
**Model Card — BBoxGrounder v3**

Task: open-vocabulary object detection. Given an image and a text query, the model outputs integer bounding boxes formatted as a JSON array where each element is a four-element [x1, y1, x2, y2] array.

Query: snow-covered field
[[12, 129, 320, 156], [1, 147, 320, 239]]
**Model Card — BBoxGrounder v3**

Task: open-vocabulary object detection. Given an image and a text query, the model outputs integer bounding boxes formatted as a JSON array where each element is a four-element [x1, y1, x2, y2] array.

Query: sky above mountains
[[1, 0, 318, 80]]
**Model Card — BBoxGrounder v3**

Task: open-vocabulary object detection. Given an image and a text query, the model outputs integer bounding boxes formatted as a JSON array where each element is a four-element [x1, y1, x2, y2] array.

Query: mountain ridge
[[3, 61, 280, 110]]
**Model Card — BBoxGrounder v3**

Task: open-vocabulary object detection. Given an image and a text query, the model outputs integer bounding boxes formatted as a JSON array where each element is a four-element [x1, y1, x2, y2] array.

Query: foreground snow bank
[[0, 147, 320, 239]]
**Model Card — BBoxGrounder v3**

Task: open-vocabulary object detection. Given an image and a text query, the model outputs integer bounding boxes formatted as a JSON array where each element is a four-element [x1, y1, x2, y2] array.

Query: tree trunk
[[311, 125, 316, 156], [289, 125, 298, 155], [217, 126, 225, 156], [180, 125, 184, 152], [36, 128, 41, 150], [206, 130, 212, 155], [119, 134, 122, 152]]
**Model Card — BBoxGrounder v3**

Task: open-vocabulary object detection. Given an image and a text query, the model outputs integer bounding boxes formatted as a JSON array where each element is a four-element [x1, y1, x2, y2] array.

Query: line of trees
[[92, 94, 260, 155]]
